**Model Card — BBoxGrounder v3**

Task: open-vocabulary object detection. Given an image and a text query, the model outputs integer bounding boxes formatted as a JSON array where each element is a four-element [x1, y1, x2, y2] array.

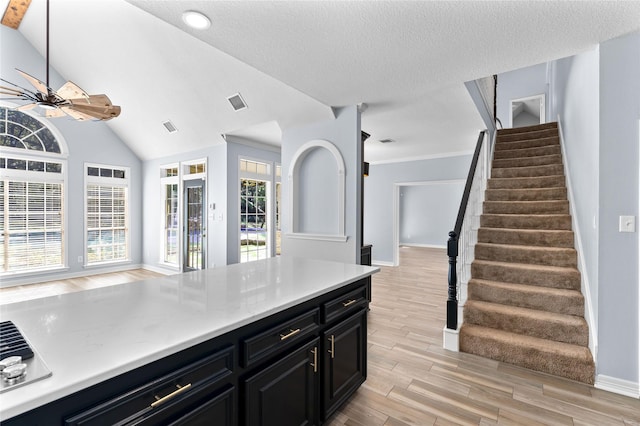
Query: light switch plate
[[619, 215, 636, 232]]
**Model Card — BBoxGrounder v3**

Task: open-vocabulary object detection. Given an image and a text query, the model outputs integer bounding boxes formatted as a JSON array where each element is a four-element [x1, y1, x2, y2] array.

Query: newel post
[[446, 231, 458, 330]]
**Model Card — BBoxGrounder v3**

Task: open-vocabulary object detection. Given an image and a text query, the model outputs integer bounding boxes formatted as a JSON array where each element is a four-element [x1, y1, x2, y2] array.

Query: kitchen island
[[0, 256, 378, 425]]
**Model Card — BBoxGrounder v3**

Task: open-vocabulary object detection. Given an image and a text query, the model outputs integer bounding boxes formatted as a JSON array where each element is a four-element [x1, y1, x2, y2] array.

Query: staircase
[[459, 122, 595, 384]]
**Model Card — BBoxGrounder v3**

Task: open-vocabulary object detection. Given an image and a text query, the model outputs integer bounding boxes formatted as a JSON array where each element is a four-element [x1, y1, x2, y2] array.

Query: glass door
[[183, 179, 205, 271]]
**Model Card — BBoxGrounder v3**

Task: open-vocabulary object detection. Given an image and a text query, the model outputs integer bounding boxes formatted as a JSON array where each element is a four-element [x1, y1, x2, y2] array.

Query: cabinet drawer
[[322, 284, 368, 324], [65, 346, 234, 426], [242, 308, 319, 368]]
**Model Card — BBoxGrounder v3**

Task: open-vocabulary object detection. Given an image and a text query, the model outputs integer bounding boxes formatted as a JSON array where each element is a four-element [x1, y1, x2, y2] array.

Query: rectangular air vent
[[379, 138, 395, 144], [162, 120, 178, 133], [227, 93, 247, 111]]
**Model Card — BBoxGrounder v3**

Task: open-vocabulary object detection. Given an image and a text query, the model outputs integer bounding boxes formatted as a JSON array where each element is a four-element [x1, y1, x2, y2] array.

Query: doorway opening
[[184, 179, 205, 271], [510, 94, 545, 128]]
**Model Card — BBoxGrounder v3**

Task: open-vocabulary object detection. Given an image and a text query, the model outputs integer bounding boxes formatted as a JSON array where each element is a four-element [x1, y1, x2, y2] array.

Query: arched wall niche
[[287, 139, 347, 242]]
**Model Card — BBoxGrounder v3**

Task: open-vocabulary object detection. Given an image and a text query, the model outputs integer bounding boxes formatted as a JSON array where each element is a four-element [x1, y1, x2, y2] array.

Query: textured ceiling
[[5, 1, 640, 163]]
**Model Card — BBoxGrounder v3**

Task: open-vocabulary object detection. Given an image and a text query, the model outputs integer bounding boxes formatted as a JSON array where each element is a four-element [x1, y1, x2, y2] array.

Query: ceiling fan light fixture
[[182, 10, 211, 30]]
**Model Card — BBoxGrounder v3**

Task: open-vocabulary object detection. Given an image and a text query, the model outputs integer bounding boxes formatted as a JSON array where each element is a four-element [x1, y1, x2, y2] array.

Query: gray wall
[[364, 155, 472, 265], [1, 26, 142, 286], [597, 32, 639, 384], [399, 182, 465, 247], [496, 62, 549, 128], [281, 106, 361, 263], [551, 48, 600, 325]]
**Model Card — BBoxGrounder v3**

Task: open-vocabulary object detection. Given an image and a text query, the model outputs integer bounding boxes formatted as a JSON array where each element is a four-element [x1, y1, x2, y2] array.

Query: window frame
[[84, 162, 130, 267], [160, 163, 180, 267], [238, 156, 273, 263]]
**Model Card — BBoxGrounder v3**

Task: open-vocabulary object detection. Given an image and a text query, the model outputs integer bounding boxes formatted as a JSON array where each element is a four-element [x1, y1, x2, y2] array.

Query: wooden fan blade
[[16, 68, 49, 94], [45, 108, 66, 118], [0, 85, 25, 95], [60, 106, 94, 121], [56, 81, 89, 101], [16, 103, 37, 111], [67, 103, 121, 121], [1, 0, 32, 29]]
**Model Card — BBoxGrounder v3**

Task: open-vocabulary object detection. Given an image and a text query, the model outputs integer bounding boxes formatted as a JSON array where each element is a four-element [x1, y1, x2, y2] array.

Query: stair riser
[[477, 228, 575, 248], [494, 136, 559, 151], [485, 187, 567, 201], [468, 281, 584, 316], [464, 305, 589, 346], [483, 201, 569, 215], [459, 328, 594, 384], [481, 215, 572, 230], [475, 244, 577, 267], [497, 128, 559, 143], [492, 164, 564, 179], [488, 176, 565, 190], [471, 262, 581, 289], [494, 145, 561, 160], [493, 154, 562, 169]]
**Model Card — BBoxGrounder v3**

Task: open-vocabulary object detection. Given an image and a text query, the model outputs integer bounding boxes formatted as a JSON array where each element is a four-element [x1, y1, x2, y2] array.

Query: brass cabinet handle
[[328, 335, 335, 359], [280, 328, 301, 341], [310, 347, 318, 373], [342, 299, 357, 307], [151, 383, 192, 408]]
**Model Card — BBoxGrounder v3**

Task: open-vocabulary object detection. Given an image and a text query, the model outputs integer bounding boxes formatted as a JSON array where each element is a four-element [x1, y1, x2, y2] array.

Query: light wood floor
[[1, 248, 638, 425]]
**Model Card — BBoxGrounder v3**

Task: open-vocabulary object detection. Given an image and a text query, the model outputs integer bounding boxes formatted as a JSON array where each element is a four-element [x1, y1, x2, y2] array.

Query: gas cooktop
[[0, 321, 52, 393]]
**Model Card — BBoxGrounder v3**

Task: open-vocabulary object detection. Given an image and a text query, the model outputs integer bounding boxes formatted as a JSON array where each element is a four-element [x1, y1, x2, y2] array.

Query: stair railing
[[446, 130, 493, 330]]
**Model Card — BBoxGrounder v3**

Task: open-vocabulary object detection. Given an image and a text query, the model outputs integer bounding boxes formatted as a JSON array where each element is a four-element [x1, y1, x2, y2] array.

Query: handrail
[[446, 130, 487, 330]]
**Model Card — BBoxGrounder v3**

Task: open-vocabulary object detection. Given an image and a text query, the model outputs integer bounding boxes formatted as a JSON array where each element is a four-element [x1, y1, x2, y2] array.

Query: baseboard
[[595, 374, 640, 399], [372, 260, 394, 267], [142, 263, 180, 275], [399, 243, 446, 249]]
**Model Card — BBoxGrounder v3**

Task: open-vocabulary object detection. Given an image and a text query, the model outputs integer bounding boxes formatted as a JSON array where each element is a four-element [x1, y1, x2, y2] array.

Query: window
[[275, 165, 281, 256], [0, 106, 66, 274], [85, 164, 129, 265], [240, 159, 271, 263], [161, 165, 179, 265]]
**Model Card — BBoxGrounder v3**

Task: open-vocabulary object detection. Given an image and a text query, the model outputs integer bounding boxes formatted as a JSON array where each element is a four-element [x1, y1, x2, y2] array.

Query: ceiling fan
[[0, 0, 120, 121]]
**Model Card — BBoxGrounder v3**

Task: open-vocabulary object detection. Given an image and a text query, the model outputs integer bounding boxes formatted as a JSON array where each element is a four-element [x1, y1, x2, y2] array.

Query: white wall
[[281, 106, 361, 264], [364, 155, 472, 265], [399, 182, 465, 247], [1, 26, 143, 286], [496, 62, 549, 128], [597, 32, 639, 386]]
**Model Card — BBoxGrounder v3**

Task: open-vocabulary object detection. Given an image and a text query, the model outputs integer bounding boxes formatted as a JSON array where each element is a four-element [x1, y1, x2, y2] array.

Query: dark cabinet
[[244, 338, 319, 426], [321, 309, 367, 421]]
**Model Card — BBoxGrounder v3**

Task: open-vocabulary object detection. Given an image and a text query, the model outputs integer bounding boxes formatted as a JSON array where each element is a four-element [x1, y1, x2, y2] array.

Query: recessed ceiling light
[[182, 11, 211, 30]]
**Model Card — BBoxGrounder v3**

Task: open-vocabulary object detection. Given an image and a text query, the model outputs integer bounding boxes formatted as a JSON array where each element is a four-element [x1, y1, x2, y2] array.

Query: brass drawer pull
[[279, 328, 301, 341], [328, 335, 335, 359], [310, 347, 318, 373], [342, 299, 357, 307], [151, 383, 192, 408]]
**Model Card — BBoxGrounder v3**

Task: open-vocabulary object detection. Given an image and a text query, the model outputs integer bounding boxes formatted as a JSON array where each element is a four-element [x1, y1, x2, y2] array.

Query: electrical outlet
[[77, 256, 83, 263], [619, 215, 636, 233]]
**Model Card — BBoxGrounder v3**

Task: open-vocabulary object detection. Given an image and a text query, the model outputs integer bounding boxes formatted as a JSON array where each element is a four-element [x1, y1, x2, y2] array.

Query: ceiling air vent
[[227, 93, 247, 111], [162, 120, 178, 133], [379, 138, 395, 144]]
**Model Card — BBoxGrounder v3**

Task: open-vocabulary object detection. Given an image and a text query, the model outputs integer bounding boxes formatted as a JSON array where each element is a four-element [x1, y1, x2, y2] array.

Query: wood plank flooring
[[1, 248, 638, 425]]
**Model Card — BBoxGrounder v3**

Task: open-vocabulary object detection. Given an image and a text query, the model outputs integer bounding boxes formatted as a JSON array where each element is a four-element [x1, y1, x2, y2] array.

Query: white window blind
[[86, 184, 128, 264]]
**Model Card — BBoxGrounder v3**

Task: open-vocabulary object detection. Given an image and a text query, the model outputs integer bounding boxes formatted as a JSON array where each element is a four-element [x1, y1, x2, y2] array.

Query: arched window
[[0, 106, 67, 274]]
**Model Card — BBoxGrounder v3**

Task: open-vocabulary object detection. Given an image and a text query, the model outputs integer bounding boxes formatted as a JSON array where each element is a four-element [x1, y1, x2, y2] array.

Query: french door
[[183, 179, 205, 271]]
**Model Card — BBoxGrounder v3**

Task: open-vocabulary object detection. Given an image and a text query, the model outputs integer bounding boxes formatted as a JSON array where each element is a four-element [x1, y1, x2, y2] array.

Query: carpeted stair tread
[[492, 154, 562, 169], [463, 300, 588, 345], [471, 259, 581, 289], [487, 175, 565, 190], [494, 136, 559, 152], [467, 279, 584, 316], [480, 214, 572, 230], [497, 122, 558, 135], [477, 227, 575, 247], [485, 187, 567, 201], [475, 242, 577, 267], [483, 200, 569, 215], [491, 163, 564, 178], [459, 324, 594, 384], [497, 127, 559, 143], [493, 145, 561, 160]]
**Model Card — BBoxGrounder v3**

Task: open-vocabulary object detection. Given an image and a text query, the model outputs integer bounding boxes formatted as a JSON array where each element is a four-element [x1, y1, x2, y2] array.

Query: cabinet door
[[244, 338, 319, 426], [322, 308, 367, 421], [167, 386, 234, 426]]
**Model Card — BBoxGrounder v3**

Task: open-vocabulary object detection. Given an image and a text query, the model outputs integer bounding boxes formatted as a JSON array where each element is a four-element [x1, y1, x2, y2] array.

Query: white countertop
[[0, 257, 378, 421]]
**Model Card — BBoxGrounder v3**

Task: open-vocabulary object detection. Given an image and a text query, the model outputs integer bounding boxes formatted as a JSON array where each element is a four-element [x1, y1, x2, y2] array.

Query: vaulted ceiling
[[3, 1, 640, 163]]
